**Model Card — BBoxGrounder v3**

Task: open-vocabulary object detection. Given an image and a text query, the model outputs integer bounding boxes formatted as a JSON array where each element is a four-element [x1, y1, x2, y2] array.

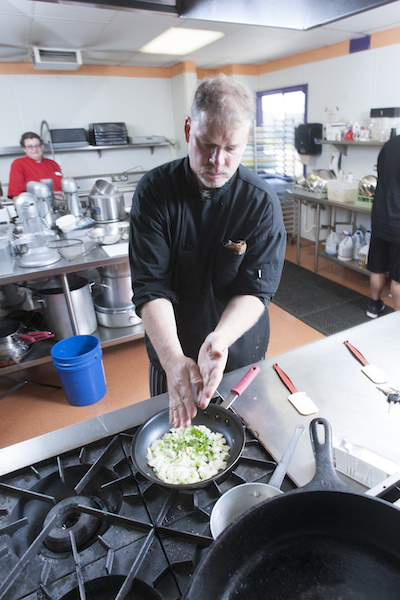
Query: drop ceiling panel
[[0, 13, 31, 46], [32, 1, 114, 22], [1, 0, 33, 17], [29, 18, 110, 49], [0, 0, 400, 69]]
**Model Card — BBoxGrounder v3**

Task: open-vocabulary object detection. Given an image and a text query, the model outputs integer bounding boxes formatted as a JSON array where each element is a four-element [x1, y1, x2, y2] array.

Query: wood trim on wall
[[1, 26, 399, 79]]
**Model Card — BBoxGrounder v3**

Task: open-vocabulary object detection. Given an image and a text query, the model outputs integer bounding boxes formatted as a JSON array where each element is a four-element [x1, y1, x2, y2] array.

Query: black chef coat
[[372, 135, 400, 242], [129, 157, 286, 372]]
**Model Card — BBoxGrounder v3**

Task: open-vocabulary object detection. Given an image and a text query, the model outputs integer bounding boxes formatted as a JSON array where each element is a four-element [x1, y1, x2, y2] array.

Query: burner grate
[[0, 421, 296, 600]]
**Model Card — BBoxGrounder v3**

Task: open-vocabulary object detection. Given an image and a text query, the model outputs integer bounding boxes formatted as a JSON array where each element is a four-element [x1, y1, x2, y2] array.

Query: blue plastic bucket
[[51, 335, 107, 406]]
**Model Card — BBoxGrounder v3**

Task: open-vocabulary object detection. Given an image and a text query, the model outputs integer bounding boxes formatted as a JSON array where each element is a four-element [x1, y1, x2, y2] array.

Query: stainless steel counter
[[218, 311, 400, 488], [0, 239, 145, 374], [1, 313, 399, 485], [0, 241, 128, 286]]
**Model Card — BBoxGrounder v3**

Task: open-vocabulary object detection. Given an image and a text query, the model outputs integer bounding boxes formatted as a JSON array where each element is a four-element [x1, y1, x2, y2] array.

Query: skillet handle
[[302, 418, 353, 493]]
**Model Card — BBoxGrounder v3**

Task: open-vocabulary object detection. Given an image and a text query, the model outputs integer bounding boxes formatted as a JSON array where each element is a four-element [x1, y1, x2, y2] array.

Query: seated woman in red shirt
[[8, 132, 63, 200]]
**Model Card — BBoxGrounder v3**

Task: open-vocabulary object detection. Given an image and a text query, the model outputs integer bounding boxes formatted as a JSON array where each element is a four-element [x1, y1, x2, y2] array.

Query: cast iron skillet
[[182, 417, 400, 599]]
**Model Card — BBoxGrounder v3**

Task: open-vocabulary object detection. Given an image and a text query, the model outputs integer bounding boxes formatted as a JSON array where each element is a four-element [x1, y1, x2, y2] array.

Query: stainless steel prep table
[[290, 189, 372, 272], [1, 313, 399, 486], [0, 242, 144, 374]]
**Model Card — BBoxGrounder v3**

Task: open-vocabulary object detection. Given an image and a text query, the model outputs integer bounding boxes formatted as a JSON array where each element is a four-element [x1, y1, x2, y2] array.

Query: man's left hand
[[196, 332, 228, 409]]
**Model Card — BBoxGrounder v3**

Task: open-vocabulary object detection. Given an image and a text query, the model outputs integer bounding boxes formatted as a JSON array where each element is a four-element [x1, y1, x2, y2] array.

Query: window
[[252, 84, 307, 181]]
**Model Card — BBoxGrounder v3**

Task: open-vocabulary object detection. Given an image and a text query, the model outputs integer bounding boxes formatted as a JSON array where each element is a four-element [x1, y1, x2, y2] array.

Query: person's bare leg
[[390, 279, 400, 310], [370, 272, 386, 301]]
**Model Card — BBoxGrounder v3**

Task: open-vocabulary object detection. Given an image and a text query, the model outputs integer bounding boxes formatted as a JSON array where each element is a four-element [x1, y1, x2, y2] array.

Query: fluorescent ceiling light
[[140, 27, 225, 55]]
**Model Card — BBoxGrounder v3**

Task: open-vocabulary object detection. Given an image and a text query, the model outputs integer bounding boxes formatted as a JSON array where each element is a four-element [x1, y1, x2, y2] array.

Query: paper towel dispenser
[[295, 123, 323, 155]]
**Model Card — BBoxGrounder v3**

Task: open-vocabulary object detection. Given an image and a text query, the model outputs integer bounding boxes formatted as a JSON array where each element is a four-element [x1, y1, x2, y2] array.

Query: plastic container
[[352, 228, 365, 246], [51, 335, 107, 406], [365, 230, 371, 245], [325, 231, 340, 256], [326, 179, 358, 203], [358, 244, 370, 269], [338, 234, 353, 261], [352, 229, 364, 260]]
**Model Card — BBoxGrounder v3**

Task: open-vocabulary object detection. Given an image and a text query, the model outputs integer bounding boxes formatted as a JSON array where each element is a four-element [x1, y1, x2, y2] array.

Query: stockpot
[[88, 193, 125, 223], [96, 260, 134, 309], [94, 300, 142, 328], [36, 275, 97, 340]]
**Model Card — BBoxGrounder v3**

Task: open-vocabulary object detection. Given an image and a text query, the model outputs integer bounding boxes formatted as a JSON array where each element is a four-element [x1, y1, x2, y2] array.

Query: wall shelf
[[321, 139, 384, 156], [0, 140, 173, 158]]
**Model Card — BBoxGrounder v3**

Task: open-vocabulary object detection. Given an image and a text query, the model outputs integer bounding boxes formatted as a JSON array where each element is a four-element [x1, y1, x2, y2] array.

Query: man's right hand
[[165, 356, 203, 428]]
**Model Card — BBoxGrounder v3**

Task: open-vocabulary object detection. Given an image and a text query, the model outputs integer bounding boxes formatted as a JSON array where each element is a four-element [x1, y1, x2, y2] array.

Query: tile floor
[[0, 238, 393, 451]]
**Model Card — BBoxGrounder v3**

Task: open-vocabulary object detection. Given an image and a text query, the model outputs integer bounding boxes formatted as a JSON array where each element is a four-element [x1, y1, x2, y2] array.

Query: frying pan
[[130, 367, 260, 490], [182, 418, 400, 599]]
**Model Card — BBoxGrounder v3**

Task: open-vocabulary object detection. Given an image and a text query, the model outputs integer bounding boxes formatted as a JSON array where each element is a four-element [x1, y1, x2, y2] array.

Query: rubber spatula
[[273, 363, 318, 416], [344, 340, 388, 384]]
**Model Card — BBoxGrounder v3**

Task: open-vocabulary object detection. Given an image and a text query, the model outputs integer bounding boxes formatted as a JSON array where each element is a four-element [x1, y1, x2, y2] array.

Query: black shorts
[[366, 234, 400, 282]]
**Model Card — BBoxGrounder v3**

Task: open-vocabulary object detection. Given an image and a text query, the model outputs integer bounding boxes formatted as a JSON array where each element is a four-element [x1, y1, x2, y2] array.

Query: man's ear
[[184, 117, 191, 143]]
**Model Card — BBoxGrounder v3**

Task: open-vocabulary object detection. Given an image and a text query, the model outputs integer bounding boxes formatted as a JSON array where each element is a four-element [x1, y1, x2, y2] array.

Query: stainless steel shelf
[[0, 322, 145, 375], [0, 141, 172, 157], [317, 251, 368, 275], [321, 139, 384, 156]]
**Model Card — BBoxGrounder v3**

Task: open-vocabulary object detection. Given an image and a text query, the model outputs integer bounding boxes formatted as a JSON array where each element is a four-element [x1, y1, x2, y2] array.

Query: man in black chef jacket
[[129, 74, 286, 428]]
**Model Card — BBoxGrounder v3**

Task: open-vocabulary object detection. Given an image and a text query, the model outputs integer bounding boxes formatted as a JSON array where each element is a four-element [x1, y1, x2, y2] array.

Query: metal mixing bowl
[[87, 224, 123, 245], [91, 179, 120, 196], [358, 175, 377, 197]]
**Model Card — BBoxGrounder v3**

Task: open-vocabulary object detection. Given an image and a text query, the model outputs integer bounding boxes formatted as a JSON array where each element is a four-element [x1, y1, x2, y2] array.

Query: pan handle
[[302, 418, 353, 493], [268, 424, 304, 489]]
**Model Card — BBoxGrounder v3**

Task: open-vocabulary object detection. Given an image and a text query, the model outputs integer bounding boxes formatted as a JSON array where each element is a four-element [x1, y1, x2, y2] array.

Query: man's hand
[[196, 332, 228, 409], [165, 356, 203, 428]]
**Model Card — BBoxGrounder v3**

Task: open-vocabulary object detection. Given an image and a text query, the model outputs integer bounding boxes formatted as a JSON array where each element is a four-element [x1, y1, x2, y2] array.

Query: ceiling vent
[[32, 47, 83, 71]]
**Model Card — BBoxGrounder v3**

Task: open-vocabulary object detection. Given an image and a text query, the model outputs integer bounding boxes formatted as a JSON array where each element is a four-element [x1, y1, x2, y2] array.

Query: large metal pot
[[94, 301, 142, 328], [98, 261, 131, 279], [0, 319, 31, 366], [36, 275, 97, 340], [88, 193, 125, 223], [97, 276, 133, 307], [95, 261, 135, 312]]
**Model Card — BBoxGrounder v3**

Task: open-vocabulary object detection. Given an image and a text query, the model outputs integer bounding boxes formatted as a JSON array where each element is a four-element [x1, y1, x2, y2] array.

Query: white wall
[[0, 74, 179, 195], [257, 43, 400, 239]]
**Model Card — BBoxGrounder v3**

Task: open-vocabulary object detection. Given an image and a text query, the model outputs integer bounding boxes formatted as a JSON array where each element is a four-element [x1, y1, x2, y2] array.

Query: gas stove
[[0, 413, 296, 600]]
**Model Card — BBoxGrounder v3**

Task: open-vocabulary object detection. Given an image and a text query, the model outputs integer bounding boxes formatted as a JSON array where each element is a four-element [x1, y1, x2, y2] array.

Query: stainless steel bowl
[[358, 175, 377, 197], [91, 179, 120, 196], [87, 225, 122, 245]]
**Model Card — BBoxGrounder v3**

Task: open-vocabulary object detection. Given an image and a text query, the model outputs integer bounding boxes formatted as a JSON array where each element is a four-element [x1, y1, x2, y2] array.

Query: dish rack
[[354, 194, 374, 208], [292, 184, 328, 199]]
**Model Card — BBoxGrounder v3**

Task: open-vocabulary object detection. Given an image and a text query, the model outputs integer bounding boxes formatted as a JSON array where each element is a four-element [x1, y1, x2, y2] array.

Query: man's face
[[22, 137, 43, 161], [184, 112, 249, 190]]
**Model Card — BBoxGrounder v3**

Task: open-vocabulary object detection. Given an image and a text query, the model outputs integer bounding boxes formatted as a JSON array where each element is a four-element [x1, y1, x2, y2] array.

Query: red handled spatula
[[221, 365, 260, 409], [344, 341, 388, 384], [273, 363, 318, 416]]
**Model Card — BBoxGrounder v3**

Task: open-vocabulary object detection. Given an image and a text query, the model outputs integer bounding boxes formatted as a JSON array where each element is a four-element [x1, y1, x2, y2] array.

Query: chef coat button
[[201, 323, 207, 329], [183, 244, 192, 250], [220, 202, 224, 206]]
